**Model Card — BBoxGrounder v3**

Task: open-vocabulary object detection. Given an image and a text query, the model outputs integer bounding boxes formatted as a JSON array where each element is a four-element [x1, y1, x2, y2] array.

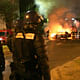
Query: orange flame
[[47, 7, 76, 40], [48, 23, 72, 40]]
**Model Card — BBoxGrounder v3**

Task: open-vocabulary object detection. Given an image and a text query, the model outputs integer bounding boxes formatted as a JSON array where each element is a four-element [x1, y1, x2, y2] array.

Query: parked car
[[0, 29, 13, 44]]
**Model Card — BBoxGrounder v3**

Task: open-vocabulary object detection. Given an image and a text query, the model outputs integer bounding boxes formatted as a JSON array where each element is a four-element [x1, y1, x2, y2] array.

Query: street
[[47, 39, 80, 69], [2, 39, 80, 80], [47, 39, 80, 80]]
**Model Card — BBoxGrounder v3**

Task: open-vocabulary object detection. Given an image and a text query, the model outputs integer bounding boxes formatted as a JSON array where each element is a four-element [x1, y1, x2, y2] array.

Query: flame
[[48, 23, 72, 40], [47, 7, 76, 40]]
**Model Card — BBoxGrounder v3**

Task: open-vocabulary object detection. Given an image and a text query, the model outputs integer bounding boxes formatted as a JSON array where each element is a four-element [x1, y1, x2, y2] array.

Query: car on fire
[[50, 32, 71, 40], [56, 32, 71, 39]]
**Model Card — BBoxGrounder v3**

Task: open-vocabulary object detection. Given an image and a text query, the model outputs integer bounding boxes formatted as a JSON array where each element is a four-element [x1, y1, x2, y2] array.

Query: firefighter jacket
[[10, 29, 50, 80]]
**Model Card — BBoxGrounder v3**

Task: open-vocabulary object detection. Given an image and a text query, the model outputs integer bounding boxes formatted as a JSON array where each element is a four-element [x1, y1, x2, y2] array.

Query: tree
[[0, 0, 18, 29]]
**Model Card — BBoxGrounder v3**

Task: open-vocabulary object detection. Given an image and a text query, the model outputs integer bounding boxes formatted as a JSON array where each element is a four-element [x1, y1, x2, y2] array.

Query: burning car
[[56, 32, 71, 39], [49, 31, 71, 40]]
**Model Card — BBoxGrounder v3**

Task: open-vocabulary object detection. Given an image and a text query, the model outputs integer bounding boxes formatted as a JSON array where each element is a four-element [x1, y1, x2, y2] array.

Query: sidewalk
[[50, 56, 80, 80], [2, 45, 13, 80]]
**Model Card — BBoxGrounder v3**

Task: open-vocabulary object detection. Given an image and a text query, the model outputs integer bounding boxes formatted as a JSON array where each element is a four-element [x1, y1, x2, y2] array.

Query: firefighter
[[9, 10, 50, 80], [0, 41, 5, 80]]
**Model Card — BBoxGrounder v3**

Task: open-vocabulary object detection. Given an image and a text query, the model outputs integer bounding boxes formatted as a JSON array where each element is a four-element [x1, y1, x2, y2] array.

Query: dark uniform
[[0, 41, 5, 80], [9, 10, 50, 80]]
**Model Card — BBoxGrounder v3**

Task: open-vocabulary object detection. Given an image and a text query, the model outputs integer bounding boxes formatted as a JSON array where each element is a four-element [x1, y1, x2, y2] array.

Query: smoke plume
[[35, 0, 55, 17], [35, 0, 80, 17]]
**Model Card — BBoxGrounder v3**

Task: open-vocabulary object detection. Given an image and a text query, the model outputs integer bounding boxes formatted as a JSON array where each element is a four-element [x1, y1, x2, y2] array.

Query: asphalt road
[[47, 39, 80, 70]]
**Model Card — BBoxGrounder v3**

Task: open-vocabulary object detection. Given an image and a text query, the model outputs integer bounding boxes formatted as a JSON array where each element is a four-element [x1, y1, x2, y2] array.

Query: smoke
[[48, 7, 75, 32], [35, 0, 80, 35], [35, 0, 80, 17], [35, 0, 55, 17]]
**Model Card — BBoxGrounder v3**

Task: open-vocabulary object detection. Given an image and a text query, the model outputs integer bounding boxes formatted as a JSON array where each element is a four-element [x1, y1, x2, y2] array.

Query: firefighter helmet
[[23, 10, 44, 32], [24, 10, 43, 24]]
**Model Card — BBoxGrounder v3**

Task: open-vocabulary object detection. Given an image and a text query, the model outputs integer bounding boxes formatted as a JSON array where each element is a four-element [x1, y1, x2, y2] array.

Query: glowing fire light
[[48, 24, 72, 40], [47, 7, 76, 40]]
